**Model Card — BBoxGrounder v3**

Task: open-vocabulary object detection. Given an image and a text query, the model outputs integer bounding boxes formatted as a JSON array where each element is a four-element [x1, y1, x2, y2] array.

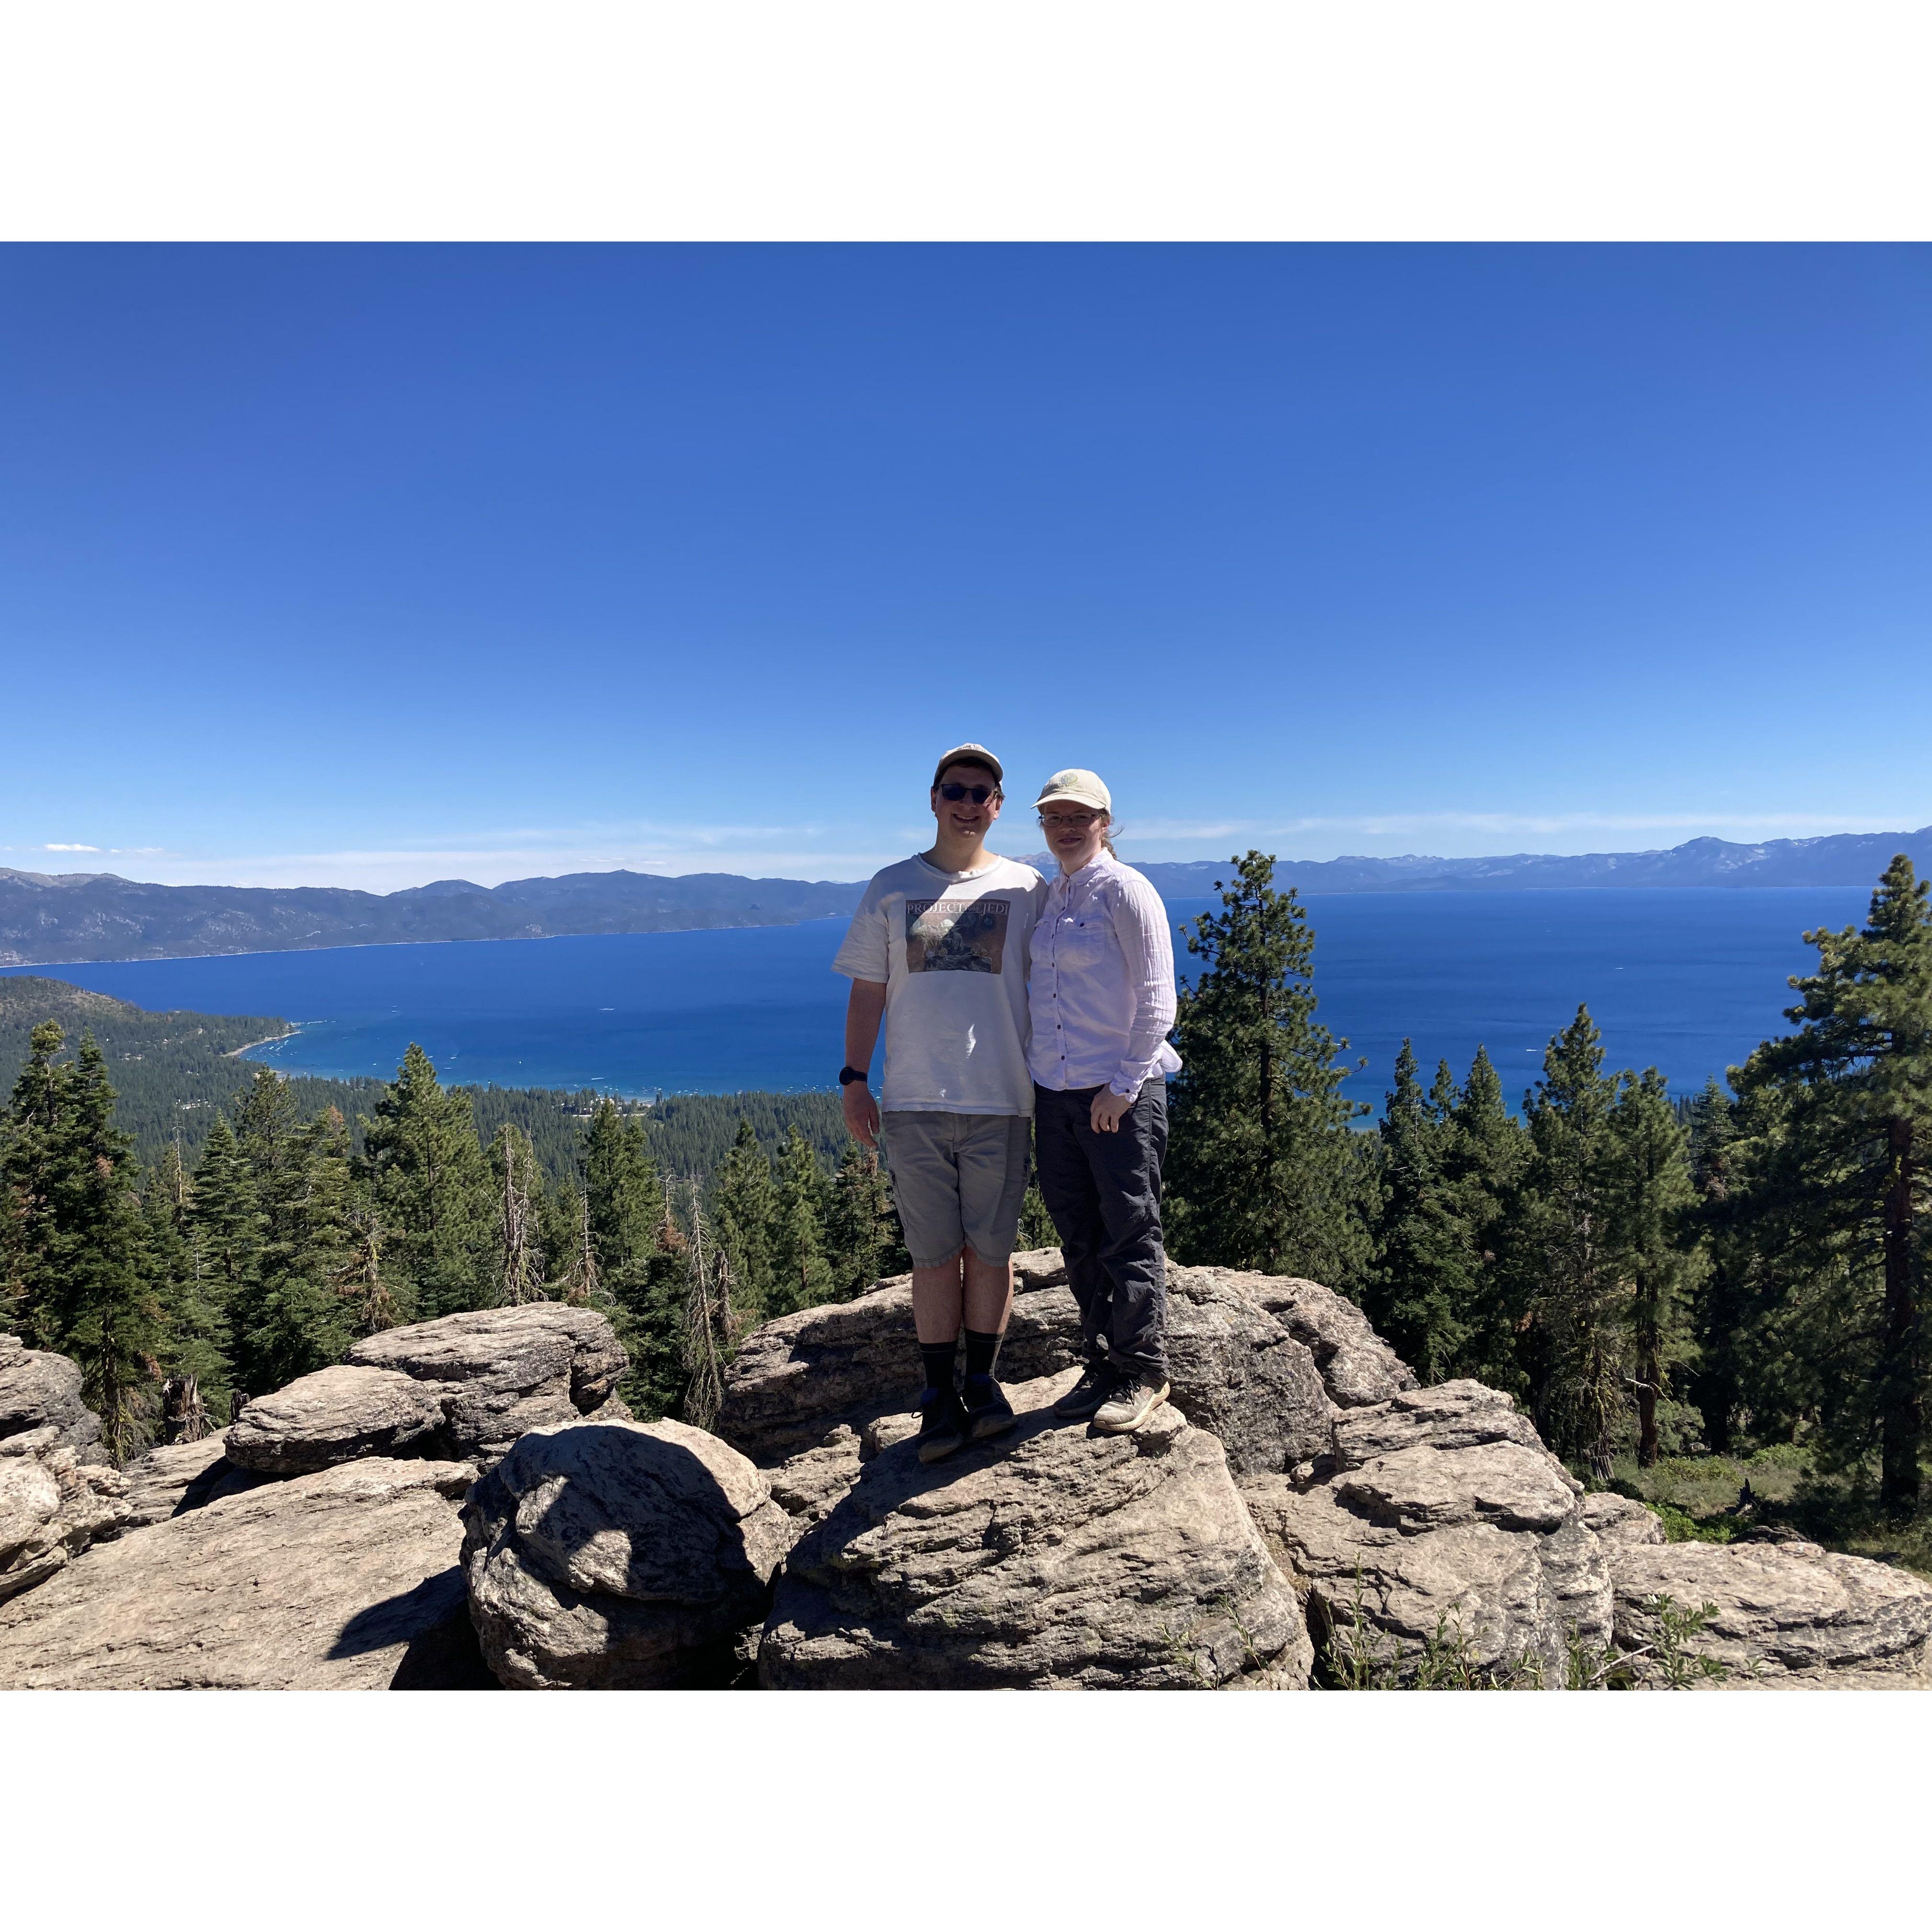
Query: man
[[834, 745, 1045, 1463]]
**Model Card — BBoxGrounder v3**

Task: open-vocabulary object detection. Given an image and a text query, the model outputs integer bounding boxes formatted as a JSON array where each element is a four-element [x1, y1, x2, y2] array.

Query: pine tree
[[711, 1119, 776, 1318], [144, 1138, 234, 1432], [189, 1112, 263, 1414], [1166, 851, 1372, 1284], [360, 1043, 493, 1320], [1685, 1076, 1749, 1450], [824, 1141, 904, 1298], [768, 1126, 834, 1315], [8, 1033, 168, 1460], [0, 1020, 69, 1337], [1366, 1043, 1468, 1384], [1609, 1068, 1702, 1467], [1731, 855, 1932, 1516], [226, 1073, 353, 1394], [1511, 1007, 1629, 1481]]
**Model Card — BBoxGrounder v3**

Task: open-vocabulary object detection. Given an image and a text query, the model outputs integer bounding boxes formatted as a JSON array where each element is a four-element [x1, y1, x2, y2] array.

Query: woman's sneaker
[[1052, 1360, 1117, 1420], [916, 1385, 969, 1464], [1092, 1374, 1170, 1434], [962, 1372, 1017, 1442]]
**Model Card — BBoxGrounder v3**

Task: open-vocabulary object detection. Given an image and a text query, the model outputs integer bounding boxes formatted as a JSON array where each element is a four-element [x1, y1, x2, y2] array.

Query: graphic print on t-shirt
[[905, 897, 1010, 974]]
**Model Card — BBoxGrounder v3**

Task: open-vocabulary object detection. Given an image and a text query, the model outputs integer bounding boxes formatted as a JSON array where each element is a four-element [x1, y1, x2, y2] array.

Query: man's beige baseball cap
[[1034, 768, 1112, 813], [932, 743, 1004, 788]]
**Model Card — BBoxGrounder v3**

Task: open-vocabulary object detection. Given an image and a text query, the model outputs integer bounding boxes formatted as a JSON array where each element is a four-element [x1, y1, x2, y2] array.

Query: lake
[[0, 886, 1869, 1113]]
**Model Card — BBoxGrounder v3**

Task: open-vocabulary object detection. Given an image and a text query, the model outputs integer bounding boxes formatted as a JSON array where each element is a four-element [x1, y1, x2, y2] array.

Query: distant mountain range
[[2, 825, 1924, 965]]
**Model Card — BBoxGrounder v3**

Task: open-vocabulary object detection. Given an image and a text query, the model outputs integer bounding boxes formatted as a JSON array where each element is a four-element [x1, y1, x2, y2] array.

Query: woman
[[1027, 768, 1183, 1433]]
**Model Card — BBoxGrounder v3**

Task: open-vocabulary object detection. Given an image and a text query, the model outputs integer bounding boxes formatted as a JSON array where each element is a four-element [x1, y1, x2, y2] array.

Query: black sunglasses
[[937, 782, 997, 804]]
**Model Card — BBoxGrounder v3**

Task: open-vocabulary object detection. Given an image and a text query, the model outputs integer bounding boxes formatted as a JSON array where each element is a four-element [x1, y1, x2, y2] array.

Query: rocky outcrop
[[462, 1418, 795, 1689], [718, 1249, 1347, 1480], [766, 1426, 864, 1530], [0, 1457, 486, 1688], [1244, 1380, 1612, 1686], [760, 1369, 1312, 1690], [1237, 1276, 1418, 1407], [1609, 1538, 1932, 1688], [228, 1366, 448, 1475], [0, 1426, 129, 1603], [1580, 1492, 1668, 1549], [347, 1304, 628, 1466], [0, 1334, 104, 1460]]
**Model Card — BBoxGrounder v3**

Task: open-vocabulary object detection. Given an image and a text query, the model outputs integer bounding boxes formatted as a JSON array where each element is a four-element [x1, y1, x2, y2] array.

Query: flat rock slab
[[1246, 1379, 1611, 1686], [0, 1458, 480, 1689], [1610, 1539, 1932, 1687], [717, 1249, 1341, 1479], [348, 1304, 626, 1466], [229, 1366, 448, 1474], [119, 1431, 270, 1528], [463, 1418, 795, 1689], [0, 1335, 104, 1460], [761, 1370, 1312, 1690]]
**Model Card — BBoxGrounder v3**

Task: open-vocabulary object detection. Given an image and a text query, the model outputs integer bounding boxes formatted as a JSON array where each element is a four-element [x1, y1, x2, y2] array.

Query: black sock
[[963, 1328, 1002, 1382], [920, 1340, 958, 1394]]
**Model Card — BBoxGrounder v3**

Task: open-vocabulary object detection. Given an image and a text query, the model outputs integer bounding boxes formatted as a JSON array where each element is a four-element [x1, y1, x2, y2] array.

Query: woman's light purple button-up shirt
[[1026, 852, 1184, 1098]]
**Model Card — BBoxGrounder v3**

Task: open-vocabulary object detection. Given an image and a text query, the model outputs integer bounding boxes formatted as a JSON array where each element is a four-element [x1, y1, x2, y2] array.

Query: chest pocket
[[1054, 914, 1114, 967]]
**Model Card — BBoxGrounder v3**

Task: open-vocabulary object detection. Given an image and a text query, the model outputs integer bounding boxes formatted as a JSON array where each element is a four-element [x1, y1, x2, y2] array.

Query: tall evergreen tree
[[1730, 855, 1932, 1516], [360, 1043, 493, 1320], [0, 1020, 69, 1337], [143, 1138, 234, 1429], [1366, 1042, 1468, 1382], [1685, 1076, 1749, 1451], [1441, 1045, 1531, 1391], [51, 1037, 164, 1460], [711, 1119, 776, 1318], [824, 1141, 905, 1298], [1166, 851, 1372, 1284], [189, 1111, 263, 1408], [767, 1126, 834, 1315], [1609, 1068, 1702, 1467], [224, 1075, 355, 1394], [1511, 1007, 1629, 1480]]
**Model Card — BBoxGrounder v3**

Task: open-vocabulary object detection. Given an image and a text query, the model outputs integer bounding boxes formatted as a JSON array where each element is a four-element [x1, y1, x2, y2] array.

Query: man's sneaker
[[962, 1372, 1017, 1442], [1092, 1374, 1170, 1434], [1052, 1361, 1117, 1420], [915, 1385, 969, 1464]]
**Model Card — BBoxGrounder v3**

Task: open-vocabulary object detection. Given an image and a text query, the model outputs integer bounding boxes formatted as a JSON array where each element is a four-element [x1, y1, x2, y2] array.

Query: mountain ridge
[[2, 826, 1925, 965]]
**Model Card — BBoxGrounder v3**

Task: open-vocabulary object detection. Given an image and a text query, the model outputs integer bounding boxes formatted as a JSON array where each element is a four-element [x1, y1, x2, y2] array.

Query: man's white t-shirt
[[833, 852, 1046, 1116]]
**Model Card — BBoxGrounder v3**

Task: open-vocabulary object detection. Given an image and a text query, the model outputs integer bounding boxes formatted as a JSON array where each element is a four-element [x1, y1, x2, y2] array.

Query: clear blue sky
[[3, 244, 1926, 891]]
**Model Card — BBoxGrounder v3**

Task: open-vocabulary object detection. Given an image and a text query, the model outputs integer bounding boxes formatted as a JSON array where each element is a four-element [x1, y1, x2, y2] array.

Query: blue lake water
[[2, 887, 1870, 1112]]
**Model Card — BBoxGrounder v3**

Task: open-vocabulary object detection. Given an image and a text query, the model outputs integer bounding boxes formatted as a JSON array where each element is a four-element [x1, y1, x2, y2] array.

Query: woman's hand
[[1090, 1088, 1134, 1134]]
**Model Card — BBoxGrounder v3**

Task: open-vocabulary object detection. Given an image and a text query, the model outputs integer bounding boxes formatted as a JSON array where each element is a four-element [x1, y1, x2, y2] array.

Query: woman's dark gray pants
[[1031, 1081, 1170, 1382]]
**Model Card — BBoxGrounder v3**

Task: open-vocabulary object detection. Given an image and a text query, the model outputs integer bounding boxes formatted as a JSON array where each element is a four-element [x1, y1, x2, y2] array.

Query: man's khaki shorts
[[881, 1111, 1032, 1270]]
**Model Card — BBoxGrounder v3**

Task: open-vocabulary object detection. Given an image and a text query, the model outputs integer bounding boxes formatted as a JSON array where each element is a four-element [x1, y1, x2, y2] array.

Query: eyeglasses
[[1039, 811, 1101, 830], [938, 782, 997, 804]]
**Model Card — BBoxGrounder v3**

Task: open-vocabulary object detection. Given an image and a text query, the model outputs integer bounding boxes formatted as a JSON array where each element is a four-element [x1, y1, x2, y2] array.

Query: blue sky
[[2, 244, 1927, 891]]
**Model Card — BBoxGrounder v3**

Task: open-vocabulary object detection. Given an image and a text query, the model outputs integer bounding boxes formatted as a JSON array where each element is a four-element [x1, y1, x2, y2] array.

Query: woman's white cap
[[1034, 769, 1111, 813]]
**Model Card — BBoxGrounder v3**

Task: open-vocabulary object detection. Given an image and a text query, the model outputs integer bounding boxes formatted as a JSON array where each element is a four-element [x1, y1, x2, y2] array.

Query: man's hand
[[843, 1080, 881, 1149], [1090, 1088, 1134, 1134]]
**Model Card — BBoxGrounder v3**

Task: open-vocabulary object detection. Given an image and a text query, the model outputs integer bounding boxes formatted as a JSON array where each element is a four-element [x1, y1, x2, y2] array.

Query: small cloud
[[43, 843, 100, 852], [109, 847, 167, 856]]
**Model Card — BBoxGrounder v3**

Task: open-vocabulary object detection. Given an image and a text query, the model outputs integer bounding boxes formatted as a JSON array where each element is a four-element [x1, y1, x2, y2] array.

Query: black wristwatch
[[838, 1065, 869, 1086]]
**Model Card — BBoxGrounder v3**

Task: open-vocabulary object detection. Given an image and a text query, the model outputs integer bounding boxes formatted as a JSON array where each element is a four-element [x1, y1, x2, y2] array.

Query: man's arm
[[841, 978, 887, 1148]]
